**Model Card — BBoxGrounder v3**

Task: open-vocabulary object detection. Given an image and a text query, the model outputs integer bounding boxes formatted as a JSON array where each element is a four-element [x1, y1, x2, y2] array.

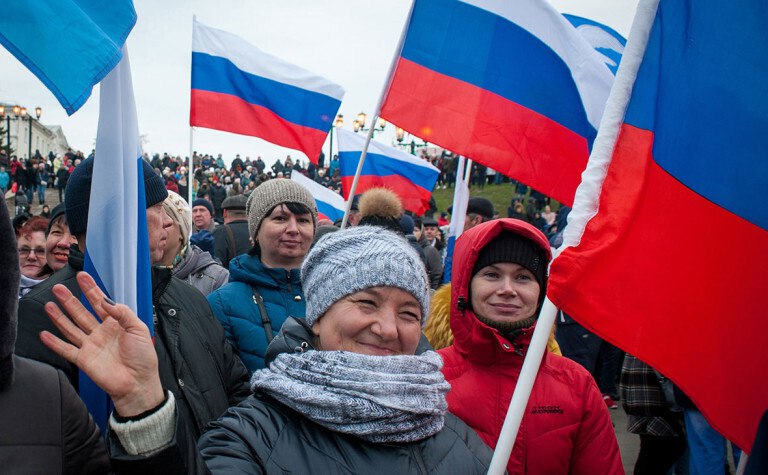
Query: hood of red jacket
[[449, 219, 551, 364]]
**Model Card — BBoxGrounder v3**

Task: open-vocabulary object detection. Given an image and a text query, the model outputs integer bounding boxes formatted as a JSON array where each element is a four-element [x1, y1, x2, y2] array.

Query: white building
[[0, 102, 70, 159]]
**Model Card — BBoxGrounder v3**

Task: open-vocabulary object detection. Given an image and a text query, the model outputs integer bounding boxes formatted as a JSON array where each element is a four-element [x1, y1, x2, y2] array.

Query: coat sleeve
[[569, 376, 624, 475], [59, 369, 111, 474], [16, 296, 79, 388], [207, 291, 235, 346], [205, 298, 251, 406]]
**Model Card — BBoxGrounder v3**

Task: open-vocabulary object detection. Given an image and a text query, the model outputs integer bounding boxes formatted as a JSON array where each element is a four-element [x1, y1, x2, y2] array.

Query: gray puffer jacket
[[172, 245, 228, 296]]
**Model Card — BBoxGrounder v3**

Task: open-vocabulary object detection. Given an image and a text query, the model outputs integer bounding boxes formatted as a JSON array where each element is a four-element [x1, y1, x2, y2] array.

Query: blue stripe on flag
[[191, 52, 342, 131], [0, 0, 135, 114]]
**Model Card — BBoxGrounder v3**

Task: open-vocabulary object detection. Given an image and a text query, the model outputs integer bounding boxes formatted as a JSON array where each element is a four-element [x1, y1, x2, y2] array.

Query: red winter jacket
[[438, 219, 623, 474]]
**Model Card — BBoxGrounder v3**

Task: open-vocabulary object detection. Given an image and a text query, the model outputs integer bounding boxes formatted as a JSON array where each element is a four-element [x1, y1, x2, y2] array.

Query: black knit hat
[[0, 196, 19, 390], [192, 198, 214, 216], [65, 156, 168, 236], [45, 203, 67, 236], [472, 232, 548, 289]]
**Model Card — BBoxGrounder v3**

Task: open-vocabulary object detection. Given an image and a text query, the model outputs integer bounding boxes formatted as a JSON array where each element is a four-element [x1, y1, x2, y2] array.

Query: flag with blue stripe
[[81, 46, 153, 431], [0, 0, 136, 115], [442, 157, 469, 283]]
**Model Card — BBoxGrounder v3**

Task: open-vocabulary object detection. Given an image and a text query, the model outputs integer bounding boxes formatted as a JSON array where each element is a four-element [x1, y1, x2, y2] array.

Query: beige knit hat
[[246, 178, 318, 238], [162, 190, 192, 244]]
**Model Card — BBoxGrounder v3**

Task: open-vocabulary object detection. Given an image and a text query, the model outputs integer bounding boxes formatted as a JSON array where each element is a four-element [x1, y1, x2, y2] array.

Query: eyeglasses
[[18, 247, 46, 257]]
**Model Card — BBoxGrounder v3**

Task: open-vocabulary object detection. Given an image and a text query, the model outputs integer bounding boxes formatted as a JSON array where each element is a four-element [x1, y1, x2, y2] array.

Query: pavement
[[610, 405, 641, 474]]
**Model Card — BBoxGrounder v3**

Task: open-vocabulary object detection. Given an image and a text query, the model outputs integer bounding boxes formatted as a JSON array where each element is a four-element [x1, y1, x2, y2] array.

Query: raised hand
[[39, 272, 165, 417]]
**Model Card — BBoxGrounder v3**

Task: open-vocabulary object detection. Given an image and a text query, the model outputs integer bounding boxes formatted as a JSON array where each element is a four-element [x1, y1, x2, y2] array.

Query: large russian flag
[[291, 171, 346, 223], [379, 0, 614, 206], [548, 0, 768, 452], [0, 0, 136, 114], [82, 47, 154, 432], [336, 128, 439, 216], [190, 19, 345, 163]]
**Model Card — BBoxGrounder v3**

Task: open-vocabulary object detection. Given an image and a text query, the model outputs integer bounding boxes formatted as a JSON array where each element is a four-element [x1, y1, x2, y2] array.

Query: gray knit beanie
[[246, 179, 318, 238], [302, 226, 430, 328]]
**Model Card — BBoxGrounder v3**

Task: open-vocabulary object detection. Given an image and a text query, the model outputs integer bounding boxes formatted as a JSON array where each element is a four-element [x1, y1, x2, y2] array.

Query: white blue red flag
[[442, 156, 469, 283], [379, 0, 614, 206], [190, 19, 345, 164], [291, 171, 346, 223], [549, 0, 768, 452], [564, 14, 626, 76], [0, 0, 135, 114], [336, 128, 439, 216], [82, 47, 154, 432]]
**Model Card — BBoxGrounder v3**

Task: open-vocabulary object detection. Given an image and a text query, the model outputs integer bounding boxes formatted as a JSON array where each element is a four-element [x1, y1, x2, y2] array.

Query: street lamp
[[352, 112, 386, 136], [17, 106, 42, 160], [395, 127, 428, 155], [328, 113, 344, 166]]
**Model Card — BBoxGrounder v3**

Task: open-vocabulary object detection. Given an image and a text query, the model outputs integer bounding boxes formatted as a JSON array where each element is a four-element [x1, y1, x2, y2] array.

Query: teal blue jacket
[[207, 253, 306, 373]]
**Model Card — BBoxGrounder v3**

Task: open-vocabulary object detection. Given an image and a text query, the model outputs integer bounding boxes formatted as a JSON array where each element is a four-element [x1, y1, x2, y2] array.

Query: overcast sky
[[0, 0, 639, 167]]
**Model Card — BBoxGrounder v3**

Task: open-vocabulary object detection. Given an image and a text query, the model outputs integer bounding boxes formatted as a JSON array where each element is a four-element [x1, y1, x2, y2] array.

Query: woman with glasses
[[16, 216, 52, 298]]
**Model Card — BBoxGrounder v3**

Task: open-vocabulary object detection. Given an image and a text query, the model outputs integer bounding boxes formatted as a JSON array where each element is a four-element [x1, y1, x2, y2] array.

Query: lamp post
[[352, 112, 386, 137], [0, 105, 9, 157], [395, 127, 428, 155], [328, 113, 343, 167]]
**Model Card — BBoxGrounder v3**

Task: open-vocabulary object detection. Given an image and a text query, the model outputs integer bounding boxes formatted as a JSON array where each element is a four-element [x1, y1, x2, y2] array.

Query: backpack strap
[[250, 285, 274, 345]]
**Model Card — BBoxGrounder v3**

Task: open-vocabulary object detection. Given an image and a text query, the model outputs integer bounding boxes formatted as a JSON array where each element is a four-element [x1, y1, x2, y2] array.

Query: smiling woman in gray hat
[[206, 179, 318, 373], [38, 226, 495, 473]]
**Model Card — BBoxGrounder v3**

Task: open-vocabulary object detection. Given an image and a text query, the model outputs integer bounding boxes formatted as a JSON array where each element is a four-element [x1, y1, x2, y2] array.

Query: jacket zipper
[[286, 270, 292, 292], [409, 445, 428, 475], [204, 342, 226, 389]]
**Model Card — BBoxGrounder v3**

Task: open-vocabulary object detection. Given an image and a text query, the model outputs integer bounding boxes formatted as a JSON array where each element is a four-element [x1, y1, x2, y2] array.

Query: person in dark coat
[[209, 181, 228, 220], [0, 187, 109, 473], [40, 226, 495, 474], [212, 194, 251, 269], [15, 156, 250, 444]]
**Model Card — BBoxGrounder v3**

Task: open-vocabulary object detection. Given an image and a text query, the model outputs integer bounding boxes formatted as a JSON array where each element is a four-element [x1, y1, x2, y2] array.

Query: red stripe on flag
[[190, 89, 327, 163], [549, 124, 768, 451], [341, 174, 432, 216], [380, 58, 589, 206]]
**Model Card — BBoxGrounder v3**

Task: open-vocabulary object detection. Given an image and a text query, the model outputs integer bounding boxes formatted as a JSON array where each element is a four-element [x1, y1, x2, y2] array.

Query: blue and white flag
[[442, 156, 469, 283], [291, 171, 346, 223], [81, 46, 153, 431], [0, 0, 136, 114], [564, 14, 626, 75]]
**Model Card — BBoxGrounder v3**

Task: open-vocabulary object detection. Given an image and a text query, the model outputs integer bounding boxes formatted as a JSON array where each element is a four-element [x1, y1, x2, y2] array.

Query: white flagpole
[[340, 0, 415, 228], [486, 0, 661, 473], [187, 127, 194, 241]]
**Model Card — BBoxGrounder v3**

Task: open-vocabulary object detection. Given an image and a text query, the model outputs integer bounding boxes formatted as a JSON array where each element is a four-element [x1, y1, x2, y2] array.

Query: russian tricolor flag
[[379, 0, 614, 206], [336, 128, 439, 216], [549, 0, 768, 452], [190, 19, 345, 163], [291, 171, 346, 223]]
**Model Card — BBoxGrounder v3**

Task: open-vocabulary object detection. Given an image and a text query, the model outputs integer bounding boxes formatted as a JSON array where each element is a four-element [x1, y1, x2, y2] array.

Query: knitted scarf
[[251, 350, 450, 443]]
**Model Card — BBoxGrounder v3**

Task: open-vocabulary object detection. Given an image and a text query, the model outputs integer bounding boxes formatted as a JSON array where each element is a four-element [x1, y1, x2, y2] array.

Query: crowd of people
[[1, 148, 763, 474]]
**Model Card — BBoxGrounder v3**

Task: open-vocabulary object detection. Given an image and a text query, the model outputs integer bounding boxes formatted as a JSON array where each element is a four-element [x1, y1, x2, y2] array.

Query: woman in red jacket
[[439, 218, 623, 474]]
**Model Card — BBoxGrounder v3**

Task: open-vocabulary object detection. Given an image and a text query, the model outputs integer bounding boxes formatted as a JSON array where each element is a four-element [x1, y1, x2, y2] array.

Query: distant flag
[[336, 128, 439, 215], [81, 47, 154, 432], [379, 0, 614, 206], [549, 0, 768, 452], [291, 171, 346, 223], [190, 19, 345, 163], [0, 0, 136, 114], [442, 156, 469, 283], [564, 14, 626, 75]]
